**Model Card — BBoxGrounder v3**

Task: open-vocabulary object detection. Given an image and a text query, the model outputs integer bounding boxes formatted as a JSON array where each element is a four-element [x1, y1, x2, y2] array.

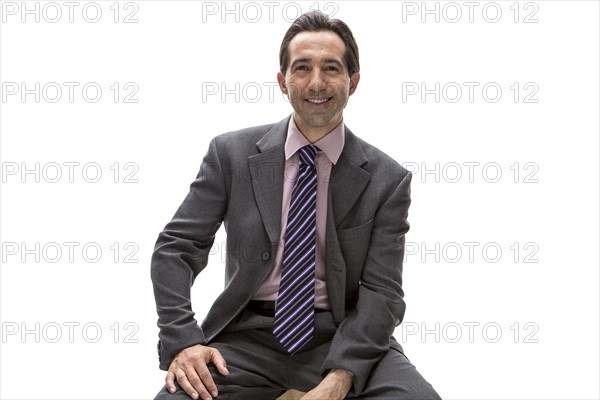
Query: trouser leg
[[155, 309, 291, 400], [155, 309, 441, 400], [346, 346, 441, 400], [208, 309, 339, 397], [155, 380, 284, 400], [207, 327, 289, 399]]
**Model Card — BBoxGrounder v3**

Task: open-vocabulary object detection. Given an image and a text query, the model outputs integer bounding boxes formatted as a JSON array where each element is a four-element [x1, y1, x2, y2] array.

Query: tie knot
[[298, 144, 319, 167]]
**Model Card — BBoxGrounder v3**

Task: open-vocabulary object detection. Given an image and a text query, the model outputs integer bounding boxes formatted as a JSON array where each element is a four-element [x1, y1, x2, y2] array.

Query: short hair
[[279, 10, 360, 77]]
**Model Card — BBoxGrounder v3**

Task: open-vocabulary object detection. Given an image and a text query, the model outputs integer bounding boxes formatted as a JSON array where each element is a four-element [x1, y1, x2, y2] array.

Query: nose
[[307, 69, 328, 93]]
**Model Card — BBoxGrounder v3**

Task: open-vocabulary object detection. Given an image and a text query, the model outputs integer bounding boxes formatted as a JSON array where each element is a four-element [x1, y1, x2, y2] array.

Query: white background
[[1, 1, 598, 399]]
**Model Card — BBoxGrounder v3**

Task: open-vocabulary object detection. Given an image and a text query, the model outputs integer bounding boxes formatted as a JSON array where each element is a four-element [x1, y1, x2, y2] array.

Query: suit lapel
[[328, 127, 370, 227], [248, 119, 371, 245], [248, 116, 289, 245]]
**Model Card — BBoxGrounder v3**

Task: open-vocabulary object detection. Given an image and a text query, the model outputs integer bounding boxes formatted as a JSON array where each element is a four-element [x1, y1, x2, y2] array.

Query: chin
[[304, 113, 333, 125]]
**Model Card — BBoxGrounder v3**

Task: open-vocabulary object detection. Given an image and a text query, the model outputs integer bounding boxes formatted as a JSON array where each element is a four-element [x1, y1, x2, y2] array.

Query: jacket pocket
[[336, 218, 374, 242]]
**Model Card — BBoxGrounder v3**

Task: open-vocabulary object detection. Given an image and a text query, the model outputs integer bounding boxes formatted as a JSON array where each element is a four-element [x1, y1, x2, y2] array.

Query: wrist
[[326, 368, 353, 392]]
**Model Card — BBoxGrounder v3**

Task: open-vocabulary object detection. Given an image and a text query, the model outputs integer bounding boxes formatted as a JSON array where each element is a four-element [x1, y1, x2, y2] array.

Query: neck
[[293, 115, 342, 143]]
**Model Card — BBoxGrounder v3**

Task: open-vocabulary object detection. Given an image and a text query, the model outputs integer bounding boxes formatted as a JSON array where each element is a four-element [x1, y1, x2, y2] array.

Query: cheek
[[285, 81, 304, 99], [333, 79, 350, 94]]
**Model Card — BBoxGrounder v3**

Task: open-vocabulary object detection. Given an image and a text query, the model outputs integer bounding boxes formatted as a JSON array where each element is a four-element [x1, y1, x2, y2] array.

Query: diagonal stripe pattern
[[274, 144, 319, 354]]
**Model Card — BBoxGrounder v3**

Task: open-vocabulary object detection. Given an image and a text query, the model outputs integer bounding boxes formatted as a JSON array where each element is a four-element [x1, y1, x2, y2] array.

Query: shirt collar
[[284, 114, 345, 165]]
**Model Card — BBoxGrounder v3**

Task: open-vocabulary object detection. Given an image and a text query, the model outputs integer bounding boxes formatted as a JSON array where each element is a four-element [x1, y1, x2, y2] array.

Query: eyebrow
[[290, 58, 344, 69]]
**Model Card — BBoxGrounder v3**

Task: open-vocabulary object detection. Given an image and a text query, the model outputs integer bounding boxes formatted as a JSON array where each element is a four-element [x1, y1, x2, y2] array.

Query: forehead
[[288, 30, 346, 62]]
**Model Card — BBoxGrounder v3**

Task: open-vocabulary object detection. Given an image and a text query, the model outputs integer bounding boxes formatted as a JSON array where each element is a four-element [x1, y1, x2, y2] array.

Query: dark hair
[[279, 10, 360, 77]]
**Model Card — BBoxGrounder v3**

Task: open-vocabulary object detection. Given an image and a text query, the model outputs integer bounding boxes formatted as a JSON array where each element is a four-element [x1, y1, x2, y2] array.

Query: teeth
[[307, 98, 329, 104]]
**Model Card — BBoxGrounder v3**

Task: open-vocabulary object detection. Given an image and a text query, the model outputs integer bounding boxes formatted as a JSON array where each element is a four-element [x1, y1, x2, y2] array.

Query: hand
[[300, 369, 353, 400], [166, 344, 229, 400]]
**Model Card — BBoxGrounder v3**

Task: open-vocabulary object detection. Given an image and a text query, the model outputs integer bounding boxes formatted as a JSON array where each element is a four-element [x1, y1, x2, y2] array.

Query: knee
[[361, 382, 442, 400], [154, 384, 192, 400], [360, 350, 442, 399], [408, 382, 442, 400]]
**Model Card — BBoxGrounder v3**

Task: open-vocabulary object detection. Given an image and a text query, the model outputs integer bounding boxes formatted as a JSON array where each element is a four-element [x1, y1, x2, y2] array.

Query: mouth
[[305, 97, 332, 105]]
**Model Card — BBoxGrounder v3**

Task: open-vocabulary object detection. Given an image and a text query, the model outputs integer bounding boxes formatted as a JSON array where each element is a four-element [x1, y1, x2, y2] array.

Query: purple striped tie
[[274, 144, 319, 354]]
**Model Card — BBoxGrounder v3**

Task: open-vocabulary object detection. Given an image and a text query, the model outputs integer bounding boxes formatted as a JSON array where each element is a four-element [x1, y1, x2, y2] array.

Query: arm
[[300, 369, 354, 400], [321, 171, 412, 395], [150, 137, 228, 370]]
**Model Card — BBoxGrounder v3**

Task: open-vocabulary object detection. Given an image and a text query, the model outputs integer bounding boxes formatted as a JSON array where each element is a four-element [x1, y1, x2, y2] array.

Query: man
[[152, 10, 441, 400]]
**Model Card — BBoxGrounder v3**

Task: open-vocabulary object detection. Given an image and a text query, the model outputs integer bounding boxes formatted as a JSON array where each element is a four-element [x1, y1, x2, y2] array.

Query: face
[[277, 31, 360, 135]]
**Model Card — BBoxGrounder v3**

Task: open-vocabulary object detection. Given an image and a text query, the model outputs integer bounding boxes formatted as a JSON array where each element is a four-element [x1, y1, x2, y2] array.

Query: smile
[[305, 97, 332, 104]]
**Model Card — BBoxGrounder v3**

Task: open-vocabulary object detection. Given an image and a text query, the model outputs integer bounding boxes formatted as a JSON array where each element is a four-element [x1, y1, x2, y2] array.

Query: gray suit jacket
[[151, 115, 412, 394]]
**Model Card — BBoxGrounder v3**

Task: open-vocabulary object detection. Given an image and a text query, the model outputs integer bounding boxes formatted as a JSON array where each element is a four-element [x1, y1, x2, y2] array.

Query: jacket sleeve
[[320, 171, 412, 394], [150, 138, 227, 370]]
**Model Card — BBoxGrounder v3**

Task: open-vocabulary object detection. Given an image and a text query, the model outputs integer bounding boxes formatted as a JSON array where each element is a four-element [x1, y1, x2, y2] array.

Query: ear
[[277, 72, 288, 95], [349, 72, 360, 96]]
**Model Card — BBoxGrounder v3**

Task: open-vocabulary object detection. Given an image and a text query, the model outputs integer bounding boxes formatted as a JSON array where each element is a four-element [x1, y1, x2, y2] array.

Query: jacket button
[[262, 251, 270, 260]]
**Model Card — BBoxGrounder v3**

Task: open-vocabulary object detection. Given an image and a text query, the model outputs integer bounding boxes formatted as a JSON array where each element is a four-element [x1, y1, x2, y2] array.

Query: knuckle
[[199, 369, 213, 380], [180, 381, 193, 392]]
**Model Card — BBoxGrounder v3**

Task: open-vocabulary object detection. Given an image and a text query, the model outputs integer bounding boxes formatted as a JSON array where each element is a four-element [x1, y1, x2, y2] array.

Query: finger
[[165, 370, 177, 394], [175, 370, 201, 400], [210, 349, 229, 376], [195, 363, 219, 398]]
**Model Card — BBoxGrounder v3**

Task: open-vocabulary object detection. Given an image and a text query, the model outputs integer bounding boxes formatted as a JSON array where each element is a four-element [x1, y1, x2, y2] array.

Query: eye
[[324, 65, 340, 72], [295, 65, 309, 71]]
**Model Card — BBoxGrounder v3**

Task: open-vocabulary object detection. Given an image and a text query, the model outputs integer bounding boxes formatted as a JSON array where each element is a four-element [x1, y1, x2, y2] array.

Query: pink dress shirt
[[252, 115, 345, 310]]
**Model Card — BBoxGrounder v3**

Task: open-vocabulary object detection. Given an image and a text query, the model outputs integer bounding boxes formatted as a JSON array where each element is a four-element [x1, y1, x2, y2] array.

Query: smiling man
[[152, 10, 441, 400], [277, 29, 357, 143]]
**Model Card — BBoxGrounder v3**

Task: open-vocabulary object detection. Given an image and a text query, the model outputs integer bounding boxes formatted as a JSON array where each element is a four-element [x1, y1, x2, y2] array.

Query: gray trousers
[[155, 309, 441, 399]]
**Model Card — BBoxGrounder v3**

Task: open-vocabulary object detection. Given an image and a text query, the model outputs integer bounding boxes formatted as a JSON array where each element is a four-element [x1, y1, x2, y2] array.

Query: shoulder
[[204, 119, 286, 165], [349, 130, 411, 184], [213, 122, 276, 149]]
